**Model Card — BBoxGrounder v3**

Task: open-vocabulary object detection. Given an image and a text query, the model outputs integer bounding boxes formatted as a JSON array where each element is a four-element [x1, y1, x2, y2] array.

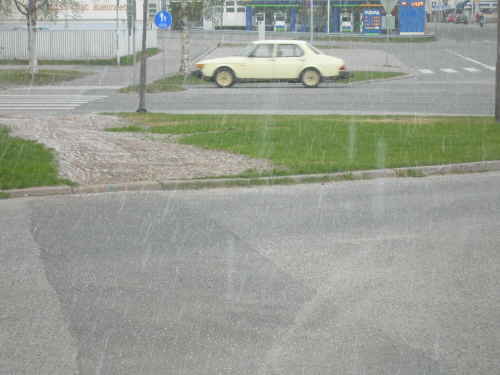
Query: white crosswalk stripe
[[419, 66, 494, 74], [0, 95, 107, 110]]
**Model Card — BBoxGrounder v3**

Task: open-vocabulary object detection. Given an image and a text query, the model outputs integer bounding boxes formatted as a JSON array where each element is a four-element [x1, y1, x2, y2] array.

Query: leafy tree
[[1, 0, 83, 74]]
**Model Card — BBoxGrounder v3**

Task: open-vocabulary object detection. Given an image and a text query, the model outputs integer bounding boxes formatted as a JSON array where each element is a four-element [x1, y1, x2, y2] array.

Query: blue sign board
[[399, 1, 425, 34], [363, 9, 381, 35], [154, 11, 172, 29]]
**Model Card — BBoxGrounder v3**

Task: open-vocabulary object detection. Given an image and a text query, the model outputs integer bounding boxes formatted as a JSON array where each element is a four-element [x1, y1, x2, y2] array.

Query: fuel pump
[[274, 12, 286, 31], [341, 13, 353, 32], [256, 13, 265, 40]]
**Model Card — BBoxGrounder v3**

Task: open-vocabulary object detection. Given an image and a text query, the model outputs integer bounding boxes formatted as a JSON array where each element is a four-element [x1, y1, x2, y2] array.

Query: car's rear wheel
[[214, 67, 235, 88], [301, 68, 321, 88]]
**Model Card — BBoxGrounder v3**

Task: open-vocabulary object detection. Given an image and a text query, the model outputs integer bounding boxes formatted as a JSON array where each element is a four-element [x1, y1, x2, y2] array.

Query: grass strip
[[117, 74, 199, 93], [0, 126, 75, 191], [301, 35, 438, 43], [0, 69, 92, 85], [107, 113, 499, 177], [0, 48, 160, 66]]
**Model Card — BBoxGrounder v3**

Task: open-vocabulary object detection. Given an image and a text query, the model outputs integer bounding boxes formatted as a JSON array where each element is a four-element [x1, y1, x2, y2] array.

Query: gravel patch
[[1, 114, 274, 186]]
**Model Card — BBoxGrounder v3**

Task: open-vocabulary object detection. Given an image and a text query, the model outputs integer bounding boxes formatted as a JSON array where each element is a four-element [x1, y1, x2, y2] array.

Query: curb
[[3, 161, 500, 199]]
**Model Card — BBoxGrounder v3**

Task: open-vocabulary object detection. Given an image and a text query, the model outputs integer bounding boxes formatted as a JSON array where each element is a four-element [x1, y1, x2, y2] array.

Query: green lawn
[[107, 113, 500, 177], [0, 126, 75, 191], [0, 69, 92, 85]]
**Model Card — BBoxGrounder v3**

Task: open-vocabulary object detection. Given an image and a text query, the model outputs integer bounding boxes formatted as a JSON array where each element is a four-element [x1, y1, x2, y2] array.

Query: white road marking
[[0, 95, 107, 110], [419, 69, 434, 74], [441, 68, 458, 73], [446, 49, 496, 71], [463, 67, 481, 72]]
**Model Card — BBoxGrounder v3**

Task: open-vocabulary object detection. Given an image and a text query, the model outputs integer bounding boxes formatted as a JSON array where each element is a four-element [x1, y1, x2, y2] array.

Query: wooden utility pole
[[496, 17, 500, 122], [137, 0, 148, 112]]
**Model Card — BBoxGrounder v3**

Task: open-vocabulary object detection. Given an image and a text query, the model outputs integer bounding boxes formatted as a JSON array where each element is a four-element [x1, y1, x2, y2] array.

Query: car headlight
[[195, 64, 205, 70]]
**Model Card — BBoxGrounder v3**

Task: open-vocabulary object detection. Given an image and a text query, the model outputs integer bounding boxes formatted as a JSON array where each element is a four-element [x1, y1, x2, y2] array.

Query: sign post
[[154, 11, 172, 78], [379, 0, 398, 66]]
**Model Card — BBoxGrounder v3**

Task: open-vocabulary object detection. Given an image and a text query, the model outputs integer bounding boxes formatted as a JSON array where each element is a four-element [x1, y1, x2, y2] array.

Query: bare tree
[[1, 0, 83, 74], [176, 0, 222, 76], [178, 0, 190, 76]]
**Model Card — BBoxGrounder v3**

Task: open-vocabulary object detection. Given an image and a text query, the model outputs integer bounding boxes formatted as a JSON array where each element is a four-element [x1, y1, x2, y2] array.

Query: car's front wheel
[[214, 67, 235, 88], [301, 68, 321, 88]]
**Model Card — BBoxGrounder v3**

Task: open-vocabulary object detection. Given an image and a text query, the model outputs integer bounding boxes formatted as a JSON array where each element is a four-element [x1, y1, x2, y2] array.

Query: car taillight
[[340, 65, 346, 71]]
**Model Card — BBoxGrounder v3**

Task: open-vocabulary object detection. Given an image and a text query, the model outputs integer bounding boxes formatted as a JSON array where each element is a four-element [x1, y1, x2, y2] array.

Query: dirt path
[[1, 114, 273, 186]]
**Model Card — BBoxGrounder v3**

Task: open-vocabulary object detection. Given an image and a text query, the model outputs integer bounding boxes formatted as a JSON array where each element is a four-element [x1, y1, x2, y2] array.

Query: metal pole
[[434, 7, 437, 34], [133, 22, 136, 85], [310, 0, 314, 43], [327, 0, 330, 34], [116, 0, 120, 65], [133, 0, 137, 86], [495, 7, 500, 122], [137, 0, 148, 112], [28, 11, 34, 80], [162, 30, 166, 78], [386, 16, 389, 66]]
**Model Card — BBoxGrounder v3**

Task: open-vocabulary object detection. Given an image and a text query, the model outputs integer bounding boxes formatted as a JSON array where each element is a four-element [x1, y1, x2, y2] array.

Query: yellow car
[[193, 40, 351, 88]]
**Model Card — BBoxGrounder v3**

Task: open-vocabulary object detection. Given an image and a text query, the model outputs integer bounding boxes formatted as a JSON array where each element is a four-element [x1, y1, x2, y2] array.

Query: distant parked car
[[445, 14, 457, 23], [455, 14, 469, 24]]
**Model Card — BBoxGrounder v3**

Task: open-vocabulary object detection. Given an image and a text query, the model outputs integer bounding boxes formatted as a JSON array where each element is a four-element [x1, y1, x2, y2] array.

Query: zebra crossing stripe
[[0, 95, 107, 110]]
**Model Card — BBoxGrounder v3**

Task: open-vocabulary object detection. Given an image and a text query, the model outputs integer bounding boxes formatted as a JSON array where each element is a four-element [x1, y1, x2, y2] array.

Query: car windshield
[[306, 43, 324, 55], [239, 43, 257, 57]]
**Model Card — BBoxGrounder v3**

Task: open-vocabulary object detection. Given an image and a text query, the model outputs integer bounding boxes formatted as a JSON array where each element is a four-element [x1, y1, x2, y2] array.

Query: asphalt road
[[2, 172, 500, 374]]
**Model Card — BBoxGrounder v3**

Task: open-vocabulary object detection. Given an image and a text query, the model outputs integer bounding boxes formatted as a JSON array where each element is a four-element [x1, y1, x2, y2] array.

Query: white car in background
[[193, 40, 351, 88]]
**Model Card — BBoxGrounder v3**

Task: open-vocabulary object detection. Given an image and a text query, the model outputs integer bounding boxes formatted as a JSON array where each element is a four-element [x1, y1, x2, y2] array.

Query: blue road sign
[[154, 11, 172, 29]]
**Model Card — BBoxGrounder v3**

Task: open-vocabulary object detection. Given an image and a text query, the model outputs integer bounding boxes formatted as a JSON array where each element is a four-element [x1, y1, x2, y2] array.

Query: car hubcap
[[216, 71, 232, 87], [303, 71, 319, 86]]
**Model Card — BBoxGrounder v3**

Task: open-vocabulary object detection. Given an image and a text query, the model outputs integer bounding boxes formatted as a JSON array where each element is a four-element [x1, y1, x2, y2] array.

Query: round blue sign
[[154, 11, 172, 29]]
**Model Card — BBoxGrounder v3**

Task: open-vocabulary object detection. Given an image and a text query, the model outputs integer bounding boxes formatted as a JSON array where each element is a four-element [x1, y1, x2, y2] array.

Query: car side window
[[277, 44, 303, 58], [252, 44, 274, 58]]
